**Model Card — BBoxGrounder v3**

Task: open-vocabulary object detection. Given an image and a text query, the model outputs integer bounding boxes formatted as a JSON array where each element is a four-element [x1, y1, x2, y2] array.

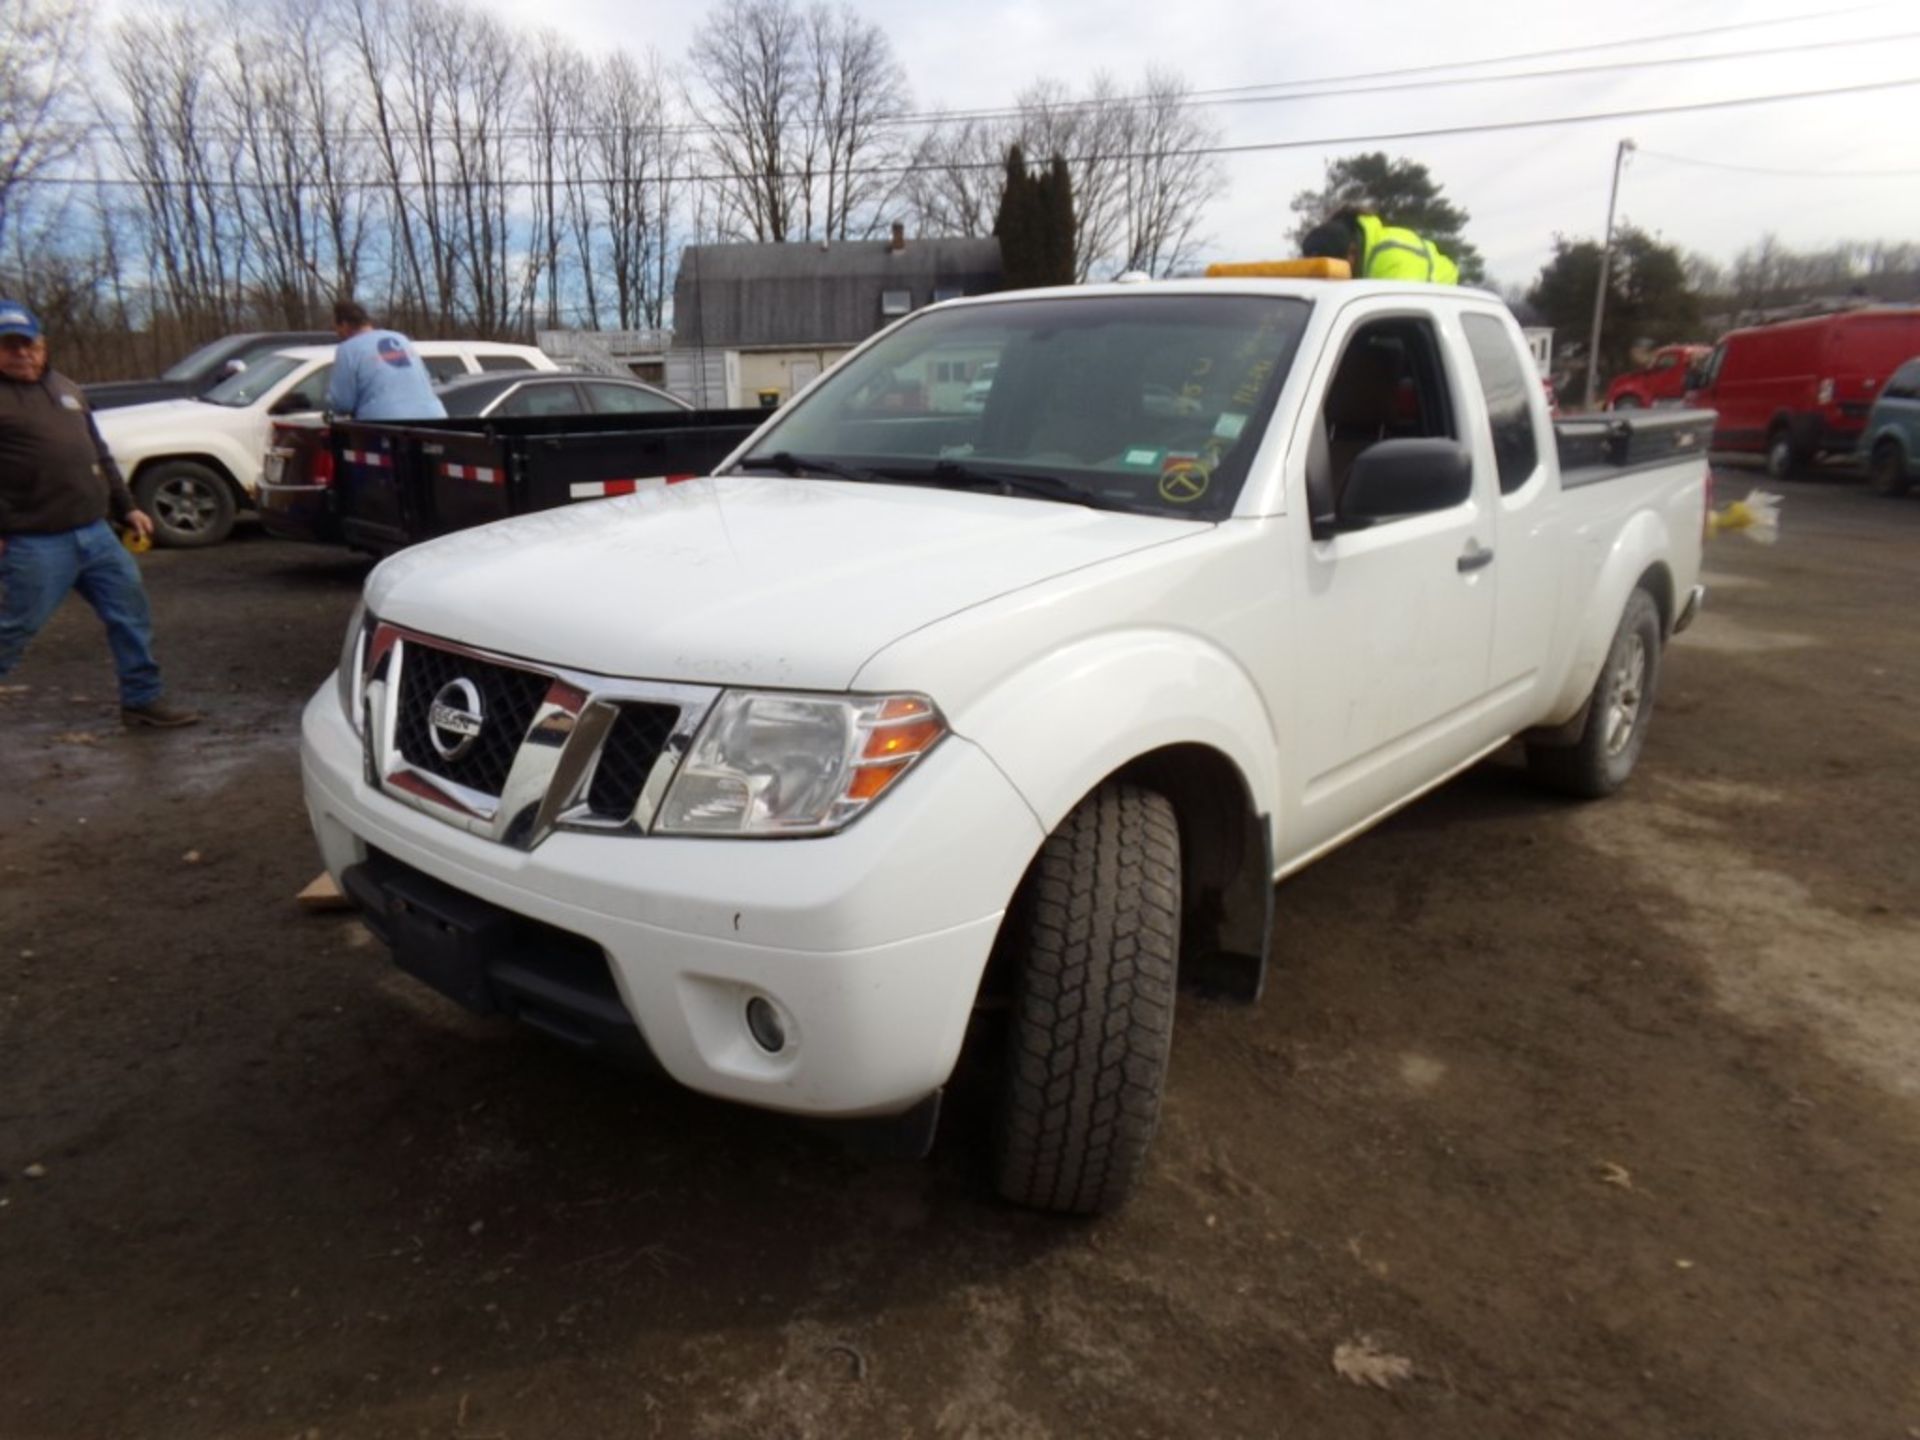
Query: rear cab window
[[1460, 314, 1542, 494], [477, 355, 537, 373]]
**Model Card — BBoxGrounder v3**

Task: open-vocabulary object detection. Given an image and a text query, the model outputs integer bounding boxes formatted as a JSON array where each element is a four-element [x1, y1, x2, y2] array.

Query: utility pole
[[1583, 138, 1635, 411]]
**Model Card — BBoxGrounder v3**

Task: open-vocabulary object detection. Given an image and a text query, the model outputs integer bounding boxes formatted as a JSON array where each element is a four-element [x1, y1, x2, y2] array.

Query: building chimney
[[890, 222, 906, 252]]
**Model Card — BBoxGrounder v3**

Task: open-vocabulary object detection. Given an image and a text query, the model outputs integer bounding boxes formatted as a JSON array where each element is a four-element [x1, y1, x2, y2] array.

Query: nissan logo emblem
[[427, 678, 485, 761]]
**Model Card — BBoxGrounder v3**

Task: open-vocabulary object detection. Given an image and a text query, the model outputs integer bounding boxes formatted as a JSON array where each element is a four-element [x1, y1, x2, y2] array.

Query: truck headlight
[[336, 601, 368, 733], [654, 690, 947, 836]]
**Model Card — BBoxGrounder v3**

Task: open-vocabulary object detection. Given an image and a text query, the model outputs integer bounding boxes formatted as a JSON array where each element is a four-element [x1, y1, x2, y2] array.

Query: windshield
[[162, 336, 245, 383], [200, 353, 308, 408], [739, 293, 1310, 520]]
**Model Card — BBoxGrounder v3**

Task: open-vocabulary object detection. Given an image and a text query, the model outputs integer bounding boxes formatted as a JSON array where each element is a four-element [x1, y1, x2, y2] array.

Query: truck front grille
[[586, 702, 681, 821], [394, 643, 553, 798]]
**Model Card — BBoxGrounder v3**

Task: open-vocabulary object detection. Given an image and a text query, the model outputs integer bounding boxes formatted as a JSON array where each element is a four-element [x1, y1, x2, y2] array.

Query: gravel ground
[[2, 473, 1917, 1440]]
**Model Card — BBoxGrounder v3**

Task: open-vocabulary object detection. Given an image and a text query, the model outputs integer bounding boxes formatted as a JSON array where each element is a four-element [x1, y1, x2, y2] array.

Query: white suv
[[94, 340, 556, 547]]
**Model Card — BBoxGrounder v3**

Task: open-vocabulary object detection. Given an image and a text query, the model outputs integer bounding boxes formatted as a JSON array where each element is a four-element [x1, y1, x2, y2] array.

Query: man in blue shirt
[[326, 300, 448, 422]]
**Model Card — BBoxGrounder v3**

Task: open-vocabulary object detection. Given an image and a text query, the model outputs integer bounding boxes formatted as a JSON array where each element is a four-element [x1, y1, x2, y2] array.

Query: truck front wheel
[[136, 462, 237, 548], [1527, 588, 1664, 800], [994, 781, 1179, 1215]]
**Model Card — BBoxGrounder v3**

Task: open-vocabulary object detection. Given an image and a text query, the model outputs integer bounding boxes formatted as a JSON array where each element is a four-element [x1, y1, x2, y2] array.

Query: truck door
[[1458, 311, 1560, 735], [1288, 306, 1497, 855]]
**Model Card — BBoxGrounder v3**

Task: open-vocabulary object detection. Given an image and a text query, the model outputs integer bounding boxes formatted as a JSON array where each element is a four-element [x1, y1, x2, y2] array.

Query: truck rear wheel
[[994, 781, 1179, 1216], [1527, 589, 1663, 800]]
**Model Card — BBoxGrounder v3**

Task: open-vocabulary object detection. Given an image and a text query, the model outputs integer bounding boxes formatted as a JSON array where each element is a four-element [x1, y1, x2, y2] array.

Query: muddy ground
[[2, 474, 1918, 1440]]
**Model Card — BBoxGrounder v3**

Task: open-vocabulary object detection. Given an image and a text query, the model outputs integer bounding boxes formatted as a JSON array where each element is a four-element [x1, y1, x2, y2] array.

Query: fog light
[[745, 996, 786, 1054]]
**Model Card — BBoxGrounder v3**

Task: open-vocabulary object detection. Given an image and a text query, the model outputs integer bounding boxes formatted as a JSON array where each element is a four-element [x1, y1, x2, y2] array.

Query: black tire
[[136, 461, 237, 548], [1764, 426, 1797, 481], [1868, 442, 1912, 498], [994, 781, 1179, 1216], [1527, 589, 1664, 800]]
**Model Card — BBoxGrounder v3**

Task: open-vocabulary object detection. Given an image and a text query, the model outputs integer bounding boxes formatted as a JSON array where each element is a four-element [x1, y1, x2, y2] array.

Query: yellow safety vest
[[1356, 214, 1460, 285]]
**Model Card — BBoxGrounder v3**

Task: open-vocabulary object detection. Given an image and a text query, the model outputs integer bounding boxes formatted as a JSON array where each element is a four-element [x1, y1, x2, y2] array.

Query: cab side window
[[1309, 317, 1455, 525], [424, 356, 468, 384], [1461, 314, 1541, 494]]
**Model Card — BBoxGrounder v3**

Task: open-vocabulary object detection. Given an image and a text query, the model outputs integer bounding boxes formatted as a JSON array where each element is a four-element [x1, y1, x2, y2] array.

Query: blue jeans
[[0, 521, 163, 707]]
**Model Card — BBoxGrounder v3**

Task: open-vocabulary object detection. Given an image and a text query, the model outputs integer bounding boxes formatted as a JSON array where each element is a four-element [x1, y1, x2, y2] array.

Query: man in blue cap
[[0, 299, 198, 727]]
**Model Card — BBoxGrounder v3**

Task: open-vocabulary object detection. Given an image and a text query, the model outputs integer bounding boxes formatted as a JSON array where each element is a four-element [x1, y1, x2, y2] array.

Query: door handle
[[1457, 541, 1495, 573]]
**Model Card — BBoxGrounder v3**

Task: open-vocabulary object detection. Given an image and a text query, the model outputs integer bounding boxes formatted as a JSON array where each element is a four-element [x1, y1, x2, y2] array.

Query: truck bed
[[1556, 408, 1715, 488]]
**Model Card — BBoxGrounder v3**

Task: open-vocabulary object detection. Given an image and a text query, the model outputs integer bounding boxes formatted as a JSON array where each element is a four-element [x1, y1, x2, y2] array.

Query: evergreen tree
[[993, 144, 1038, 289], [1041, 153, 1076, 286]]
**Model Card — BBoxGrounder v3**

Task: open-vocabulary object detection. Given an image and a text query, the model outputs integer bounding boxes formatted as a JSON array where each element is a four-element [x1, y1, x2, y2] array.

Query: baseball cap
[[0, 300, 43, 340]]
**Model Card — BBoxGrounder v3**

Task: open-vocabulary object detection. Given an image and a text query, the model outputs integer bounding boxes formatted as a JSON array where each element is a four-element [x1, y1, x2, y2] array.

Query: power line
[[851, 2, 1901, 125], [76, 10, 1912, 146], [37, 75, 1919, 192], [1635, 148, 1920, 179]]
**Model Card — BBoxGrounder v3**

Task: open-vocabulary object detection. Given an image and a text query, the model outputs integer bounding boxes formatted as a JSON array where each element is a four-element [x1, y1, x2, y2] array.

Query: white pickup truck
[[301, 277, 1708, 1214]]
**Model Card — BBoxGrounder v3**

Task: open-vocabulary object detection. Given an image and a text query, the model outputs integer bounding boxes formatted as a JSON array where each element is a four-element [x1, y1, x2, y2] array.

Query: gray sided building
[[667, 230, 1003, 409]]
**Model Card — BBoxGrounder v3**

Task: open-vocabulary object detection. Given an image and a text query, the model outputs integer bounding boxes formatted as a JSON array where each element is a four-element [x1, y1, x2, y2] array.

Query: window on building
[[881, 290, 912, 317], [933, 288, 964, 303]]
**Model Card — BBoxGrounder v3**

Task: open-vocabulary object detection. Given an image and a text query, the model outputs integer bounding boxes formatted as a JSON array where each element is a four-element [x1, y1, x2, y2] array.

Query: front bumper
[[300, 686, 1043, 1117]]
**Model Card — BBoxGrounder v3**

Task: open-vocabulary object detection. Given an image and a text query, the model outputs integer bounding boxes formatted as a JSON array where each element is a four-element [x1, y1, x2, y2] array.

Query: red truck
[[1605, 344, 1709, 410], [1685, 308, 1920, 478]]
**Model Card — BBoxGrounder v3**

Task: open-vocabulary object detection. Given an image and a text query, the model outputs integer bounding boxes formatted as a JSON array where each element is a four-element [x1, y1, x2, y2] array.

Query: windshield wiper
[[737, 451, 884, 484], [884, 459, 1143, 514]]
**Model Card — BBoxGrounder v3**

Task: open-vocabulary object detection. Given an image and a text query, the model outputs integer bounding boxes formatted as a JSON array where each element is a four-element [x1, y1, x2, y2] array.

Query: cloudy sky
[[457, 0, 1920, 289]]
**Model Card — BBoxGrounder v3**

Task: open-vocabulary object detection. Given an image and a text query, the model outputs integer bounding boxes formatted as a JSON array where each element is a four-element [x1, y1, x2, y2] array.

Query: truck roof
[[938, 277, 1511, 309]]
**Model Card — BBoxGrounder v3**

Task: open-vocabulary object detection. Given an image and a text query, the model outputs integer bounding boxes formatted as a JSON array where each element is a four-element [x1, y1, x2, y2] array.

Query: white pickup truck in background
[[301, 277, 1708, 1215]]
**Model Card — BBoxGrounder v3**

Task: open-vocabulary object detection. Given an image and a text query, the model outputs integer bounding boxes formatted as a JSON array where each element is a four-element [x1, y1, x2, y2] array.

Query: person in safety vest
[[1301, 209, 1460, 284]]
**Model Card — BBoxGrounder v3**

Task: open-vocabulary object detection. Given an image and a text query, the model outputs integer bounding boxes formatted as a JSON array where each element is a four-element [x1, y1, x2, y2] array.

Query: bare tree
[[524, 32, 581, 328], [903, 69, 1227, 280], [688, 0, 808, 242], [589, 52, 686, 328], [897, 117, 1002, 240], [799, 4, 908, 240], [1106, 69, 1223, 276], [689, 0, 909, 243], [0, 0, 90, 254], [106, 11, 245, 330]]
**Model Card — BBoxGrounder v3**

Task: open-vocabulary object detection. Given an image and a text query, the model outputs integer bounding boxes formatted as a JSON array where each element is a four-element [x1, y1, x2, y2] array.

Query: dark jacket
[[0, 369, 135, 535]]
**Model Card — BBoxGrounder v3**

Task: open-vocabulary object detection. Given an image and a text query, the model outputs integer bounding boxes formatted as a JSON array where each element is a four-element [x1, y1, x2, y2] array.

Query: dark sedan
[[436, 371, 690, 419]]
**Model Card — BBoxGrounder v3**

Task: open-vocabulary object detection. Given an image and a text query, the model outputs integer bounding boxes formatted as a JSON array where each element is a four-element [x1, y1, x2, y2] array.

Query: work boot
[[121, 700, 201, 729]]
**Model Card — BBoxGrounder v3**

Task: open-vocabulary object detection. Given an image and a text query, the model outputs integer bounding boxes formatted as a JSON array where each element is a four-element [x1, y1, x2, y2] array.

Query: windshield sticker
[[1122, 448, 1163, 469], [1158, 458, 1211, 505], [1213, 413, 1247, 442]]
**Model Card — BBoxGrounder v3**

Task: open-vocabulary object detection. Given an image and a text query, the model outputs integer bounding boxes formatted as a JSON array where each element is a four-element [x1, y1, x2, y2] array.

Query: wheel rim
[[154, 476, 220, 535], [1603, 633, 1648, 758]]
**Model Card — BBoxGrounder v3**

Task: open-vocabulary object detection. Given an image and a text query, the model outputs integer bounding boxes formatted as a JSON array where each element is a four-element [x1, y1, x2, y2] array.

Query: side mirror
[[1339, 438, 1474, 525], [1684, 365, 1704, 390]]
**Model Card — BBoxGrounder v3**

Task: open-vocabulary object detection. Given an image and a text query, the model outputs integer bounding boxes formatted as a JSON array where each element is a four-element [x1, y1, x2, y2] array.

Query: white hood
[[93, 396, 264, 466], [93, 397, 215, 436], [366, 475, 1206, 690]]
